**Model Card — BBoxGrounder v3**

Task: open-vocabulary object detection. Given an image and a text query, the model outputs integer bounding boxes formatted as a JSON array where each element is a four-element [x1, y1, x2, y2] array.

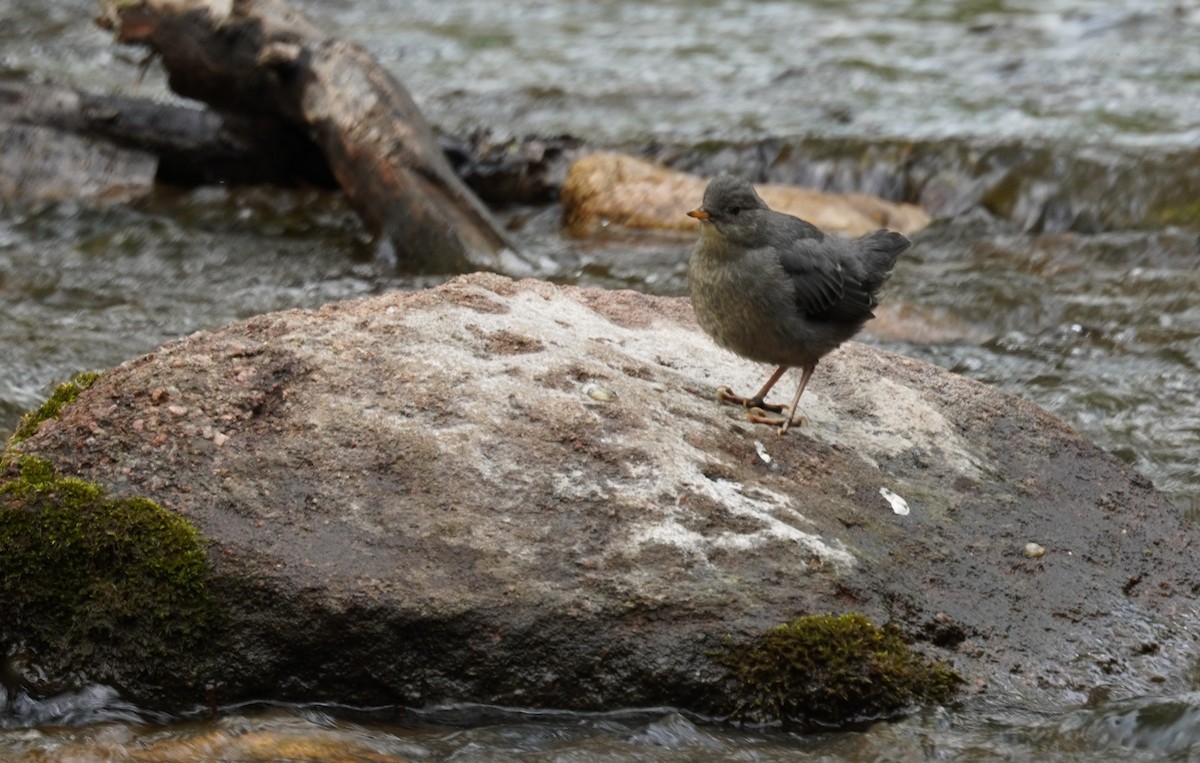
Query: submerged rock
[[4, 273, 1198, 721]]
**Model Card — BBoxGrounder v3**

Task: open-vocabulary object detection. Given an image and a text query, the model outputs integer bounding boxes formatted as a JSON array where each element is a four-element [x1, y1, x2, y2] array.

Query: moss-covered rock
[[8, 371, 102, 446], [3, 275, 1193, 717], [0, 454, 224, 696], [718, 613, 962, 729]]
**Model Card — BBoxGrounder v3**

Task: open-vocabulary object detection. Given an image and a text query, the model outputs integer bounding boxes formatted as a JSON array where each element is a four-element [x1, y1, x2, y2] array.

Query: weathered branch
[[97, 0, 518, 272], [0, 78, 334, 192]]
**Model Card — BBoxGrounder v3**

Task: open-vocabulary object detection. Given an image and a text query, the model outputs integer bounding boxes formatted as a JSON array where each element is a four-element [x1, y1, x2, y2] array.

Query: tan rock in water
[[562, 152, 931, 237]]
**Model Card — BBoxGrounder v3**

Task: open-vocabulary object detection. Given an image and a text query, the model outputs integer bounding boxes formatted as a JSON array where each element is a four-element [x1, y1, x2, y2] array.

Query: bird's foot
[[746, 406, 805, 436], [777, 413, 805, 436], [716, 386, 785, 413], [744, 405, 801, 434]]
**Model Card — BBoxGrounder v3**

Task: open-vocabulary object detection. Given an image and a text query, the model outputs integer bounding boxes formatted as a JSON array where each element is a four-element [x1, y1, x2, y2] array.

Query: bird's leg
[[775, 363, 817, 435], [717, 366, 788, 413]]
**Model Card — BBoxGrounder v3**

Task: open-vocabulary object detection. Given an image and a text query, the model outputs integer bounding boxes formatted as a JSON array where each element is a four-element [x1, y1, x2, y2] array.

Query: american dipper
[[687, 175, 910, 434]]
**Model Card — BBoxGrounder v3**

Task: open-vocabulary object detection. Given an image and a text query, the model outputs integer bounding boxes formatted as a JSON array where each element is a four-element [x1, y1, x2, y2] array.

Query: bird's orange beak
[[687, 208, 709, 220]]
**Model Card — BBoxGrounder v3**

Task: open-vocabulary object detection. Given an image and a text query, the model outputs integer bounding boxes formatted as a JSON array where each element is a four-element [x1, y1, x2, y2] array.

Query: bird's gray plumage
[[687, 174, 910, 432]]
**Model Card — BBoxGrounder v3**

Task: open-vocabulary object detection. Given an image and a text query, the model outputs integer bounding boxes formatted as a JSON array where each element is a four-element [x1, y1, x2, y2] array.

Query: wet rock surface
[[8, 273, 1199, 712]]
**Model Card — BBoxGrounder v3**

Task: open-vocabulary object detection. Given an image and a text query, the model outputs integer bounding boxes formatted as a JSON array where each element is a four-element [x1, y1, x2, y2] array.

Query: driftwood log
[[0, 78, 334, 197], [96, 0, 517, 273], [0, 100, 156, 203], [0, 76, 576, 205]]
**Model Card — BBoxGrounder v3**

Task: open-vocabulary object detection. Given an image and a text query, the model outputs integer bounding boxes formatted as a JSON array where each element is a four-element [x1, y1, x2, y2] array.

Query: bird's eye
[[728, 206, 742, 216]]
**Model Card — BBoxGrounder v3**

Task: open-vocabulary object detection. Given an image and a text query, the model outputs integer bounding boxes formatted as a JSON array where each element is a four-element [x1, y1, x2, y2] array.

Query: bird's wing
[[774, 236, 850, 316], [758, 216, 840, 315], [776, 236, 883, 321]]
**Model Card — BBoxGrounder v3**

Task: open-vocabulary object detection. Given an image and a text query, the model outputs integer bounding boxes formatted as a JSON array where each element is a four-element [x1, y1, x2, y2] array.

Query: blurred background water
[[2, 0, 1199, 760]]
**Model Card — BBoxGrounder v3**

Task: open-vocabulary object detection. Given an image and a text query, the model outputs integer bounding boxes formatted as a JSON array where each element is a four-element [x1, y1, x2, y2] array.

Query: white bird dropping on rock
[[754, 441, 773, 465], [880, 487, 910, 516]]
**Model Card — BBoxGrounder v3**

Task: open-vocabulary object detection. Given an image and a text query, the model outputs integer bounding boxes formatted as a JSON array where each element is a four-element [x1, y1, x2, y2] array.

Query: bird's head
[[687, 175, 769, 243]]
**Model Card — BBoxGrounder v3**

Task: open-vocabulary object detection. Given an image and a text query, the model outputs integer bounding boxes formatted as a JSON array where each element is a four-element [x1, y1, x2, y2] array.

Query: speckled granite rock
[[6, 273, 1197, 716]]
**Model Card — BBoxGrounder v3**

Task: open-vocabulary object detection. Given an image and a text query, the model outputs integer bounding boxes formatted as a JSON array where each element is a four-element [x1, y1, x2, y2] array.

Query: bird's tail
[[857, 229, 911, 292]]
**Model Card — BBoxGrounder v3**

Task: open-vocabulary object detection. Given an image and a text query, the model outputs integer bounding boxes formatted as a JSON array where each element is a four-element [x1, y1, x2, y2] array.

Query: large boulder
[[4, 273, 1197, 718]]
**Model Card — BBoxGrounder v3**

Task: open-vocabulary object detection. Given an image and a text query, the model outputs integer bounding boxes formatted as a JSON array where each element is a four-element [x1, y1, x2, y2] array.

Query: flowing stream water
[[2, 0, 1199, 760]]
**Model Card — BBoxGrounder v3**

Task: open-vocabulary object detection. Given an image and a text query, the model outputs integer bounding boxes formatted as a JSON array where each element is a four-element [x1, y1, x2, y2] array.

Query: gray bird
[[687, 175, 910, 434]]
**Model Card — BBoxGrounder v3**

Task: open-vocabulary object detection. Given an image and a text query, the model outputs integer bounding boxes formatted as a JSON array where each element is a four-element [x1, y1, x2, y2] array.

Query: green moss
[[8, 371, 102, 446], [1154, 199, 1200, 228], [717, 613, 962, 729], [0, 454, 224, 688]]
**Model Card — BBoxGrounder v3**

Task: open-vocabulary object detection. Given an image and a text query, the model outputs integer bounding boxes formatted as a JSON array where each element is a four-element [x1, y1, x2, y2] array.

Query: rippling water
[[6, 1, 1198, 146], [325, 0, 1200, 147], [9, 695, 1200, 762], [3, 0, 1200, 760]]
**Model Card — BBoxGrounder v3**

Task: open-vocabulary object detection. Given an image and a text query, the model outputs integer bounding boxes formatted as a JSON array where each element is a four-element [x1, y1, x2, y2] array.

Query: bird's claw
[[716, 385, 741, 404], [717, 386, 785, 413], [745, 406, 804, 436]]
